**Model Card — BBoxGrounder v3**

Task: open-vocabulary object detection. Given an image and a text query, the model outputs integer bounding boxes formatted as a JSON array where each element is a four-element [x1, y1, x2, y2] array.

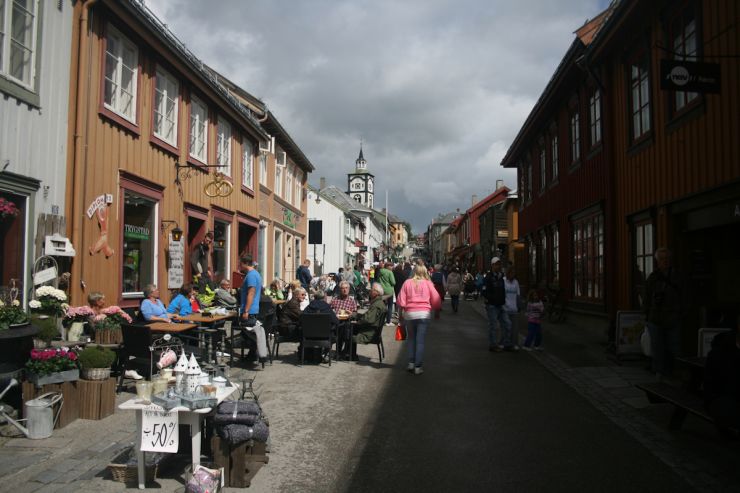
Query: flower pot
[[32, 338, 50, 349], [27, 369, 79, 386], [67, 322, 86, 342], [81, 367, 111, 381], [94, 328, 122, 345]]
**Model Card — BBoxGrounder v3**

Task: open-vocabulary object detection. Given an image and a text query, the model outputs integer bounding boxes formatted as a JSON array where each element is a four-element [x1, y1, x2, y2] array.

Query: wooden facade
[[66, 0, 312, 308], [503, 0, 740, 350]]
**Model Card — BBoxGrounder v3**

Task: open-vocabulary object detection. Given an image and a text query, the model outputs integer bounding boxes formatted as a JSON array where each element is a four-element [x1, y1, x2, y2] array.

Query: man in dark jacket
[[482, 257, 510, 352], [297, 259, 313, 290]]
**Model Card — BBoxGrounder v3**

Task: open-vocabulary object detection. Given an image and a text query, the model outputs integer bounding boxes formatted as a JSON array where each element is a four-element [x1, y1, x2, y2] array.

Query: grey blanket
[[212, 413, 259, 426], [217, 400, 261, 416], [217, 419, 270, 445]]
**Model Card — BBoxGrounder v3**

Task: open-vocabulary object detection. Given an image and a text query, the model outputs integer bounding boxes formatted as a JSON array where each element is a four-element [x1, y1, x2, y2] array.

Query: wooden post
[[77, 378, 115, 420]]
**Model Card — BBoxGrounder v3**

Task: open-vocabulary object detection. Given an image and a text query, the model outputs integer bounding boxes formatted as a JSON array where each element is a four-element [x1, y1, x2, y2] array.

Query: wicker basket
[[108, 447, 161, 483], [81, 367, 111, 380]]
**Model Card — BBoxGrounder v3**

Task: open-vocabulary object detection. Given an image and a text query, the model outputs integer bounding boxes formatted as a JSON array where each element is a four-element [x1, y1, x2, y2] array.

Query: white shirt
[[504, 278, 520, 313]]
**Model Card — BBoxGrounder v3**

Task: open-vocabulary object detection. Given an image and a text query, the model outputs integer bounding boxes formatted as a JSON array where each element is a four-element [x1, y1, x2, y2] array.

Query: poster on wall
[[615, 311, 647, 359], [167, 234, 184, 289], [87, 194, 114, 257]]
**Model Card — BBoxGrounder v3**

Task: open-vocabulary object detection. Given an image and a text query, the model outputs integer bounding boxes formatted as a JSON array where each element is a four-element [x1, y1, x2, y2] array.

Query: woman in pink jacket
[[397, 263, 442, 375]]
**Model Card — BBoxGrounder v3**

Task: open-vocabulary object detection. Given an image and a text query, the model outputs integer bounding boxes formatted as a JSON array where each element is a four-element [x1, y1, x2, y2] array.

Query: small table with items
[[118, 384, 238, 489]]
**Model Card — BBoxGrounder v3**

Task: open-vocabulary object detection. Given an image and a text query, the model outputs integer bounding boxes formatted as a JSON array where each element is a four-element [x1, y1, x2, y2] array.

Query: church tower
[[346, 145, 375, 209]]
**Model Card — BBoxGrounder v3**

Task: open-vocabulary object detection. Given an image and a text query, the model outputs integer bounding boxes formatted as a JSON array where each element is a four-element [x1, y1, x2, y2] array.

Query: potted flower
[[92, 305, 132, 344], [25, 347, 79, 386], [0, 197, 20, 221], [63, 305, 95, 342], [77, 345, 116, 380], [0, 299, 30, 330], [29, 286, 68, 345]]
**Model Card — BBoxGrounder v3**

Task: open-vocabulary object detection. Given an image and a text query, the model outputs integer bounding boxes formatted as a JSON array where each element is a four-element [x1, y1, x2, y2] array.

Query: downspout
[[68, 0, 98, 302]]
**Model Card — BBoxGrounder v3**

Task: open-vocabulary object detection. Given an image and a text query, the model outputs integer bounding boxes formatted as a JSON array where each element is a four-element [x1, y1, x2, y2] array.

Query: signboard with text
[[660, 59, 721, 94], [140, 405, 178, 453], [167, 235, 184, 289]]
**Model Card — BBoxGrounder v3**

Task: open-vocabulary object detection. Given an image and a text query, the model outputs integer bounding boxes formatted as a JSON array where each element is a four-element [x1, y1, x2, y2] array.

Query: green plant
[[0, 300, 29, 330], [25, 348, 78, 376], [31, 314, 60, 343], [29, 286, 68, 317], [77, 345, 116, 369]]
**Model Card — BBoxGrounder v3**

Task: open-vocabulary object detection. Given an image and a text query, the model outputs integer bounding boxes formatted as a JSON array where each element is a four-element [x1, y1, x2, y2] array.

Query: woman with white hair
[[349, 283, 387, 359], [397, 263, 442, 375]]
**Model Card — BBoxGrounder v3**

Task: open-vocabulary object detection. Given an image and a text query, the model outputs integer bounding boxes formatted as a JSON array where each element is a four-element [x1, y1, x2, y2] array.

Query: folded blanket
[[218, 419, 270, 445], [212, 413, 259, 426], [216, 400, 261, 416]]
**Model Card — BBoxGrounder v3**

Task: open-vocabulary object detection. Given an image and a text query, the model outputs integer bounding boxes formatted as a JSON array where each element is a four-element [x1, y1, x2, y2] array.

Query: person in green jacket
[[377, 262, 396, 324], [352, 283, 387, 348]]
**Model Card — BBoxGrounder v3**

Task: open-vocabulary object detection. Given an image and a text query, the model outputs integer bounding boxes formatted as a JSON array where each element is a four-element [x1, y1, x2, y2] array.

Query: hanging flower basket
[[0, 197, 20, 221]]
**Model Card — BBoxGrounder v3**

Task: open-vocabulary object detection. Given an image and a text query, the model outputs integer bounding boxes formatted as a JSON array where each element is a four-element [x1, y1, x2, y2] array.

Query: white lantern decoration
[[185, 353, 201, 395], [174, 350, 188, 393]]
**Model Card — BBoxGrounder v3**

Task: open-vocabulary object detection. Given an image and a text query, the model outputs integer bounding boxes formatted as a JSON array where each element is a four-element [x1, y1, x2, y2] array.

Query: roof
[[261, 111, 316, 172], [320, 185, 375, 214], [468, 187, 510, 215]]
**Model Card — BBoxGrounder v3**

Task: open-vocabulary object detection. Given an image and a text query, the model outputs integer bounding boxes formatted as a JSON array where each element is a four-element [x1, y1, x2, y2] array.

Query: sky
[[146, 0, 612, 234]]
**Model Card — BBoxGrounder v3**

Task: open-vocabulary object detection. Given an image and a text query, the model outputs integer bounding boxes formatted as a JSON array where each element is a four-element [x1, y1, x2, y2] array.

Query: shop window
[[121, 190, 157, 296], [273, 229, 283, 279], [572, 211, 604, 301], [212, 220, 230, 283], [528, 237, 537, 285], [633, 220, 654, 308], [0, 192, 26, 304]]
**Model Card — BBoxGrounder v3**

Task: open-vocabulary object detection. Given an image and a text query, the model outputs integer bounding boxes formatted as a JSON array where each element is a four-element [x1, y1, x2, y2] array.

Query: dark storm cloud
[[147, 0, 609, 233]]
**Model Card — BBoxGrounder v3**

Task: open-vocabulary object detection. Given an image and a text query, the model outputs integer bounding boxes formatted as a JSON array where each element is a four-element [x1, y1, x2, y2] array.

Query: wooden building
[[66, 0, 312, 308], [502, 0, 740, 352]]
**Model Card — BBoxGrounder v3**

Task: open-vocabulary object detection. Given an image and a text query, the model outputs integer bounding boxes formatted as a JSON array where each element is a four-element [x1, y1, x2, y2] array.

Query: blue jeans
[[450, 295, 460, 312], [524, 321, 542, 347], [486, 304, 510, 347], [647, 321, 681, 376], [386, 298, 394, 324], [406, 318, 429, 368]]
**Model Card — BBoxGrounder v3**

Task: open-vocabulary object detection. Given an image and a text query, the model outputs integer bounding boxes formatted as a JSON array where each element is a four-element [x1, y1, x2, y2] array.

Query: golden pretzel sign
[[204, 172, 233, 198]]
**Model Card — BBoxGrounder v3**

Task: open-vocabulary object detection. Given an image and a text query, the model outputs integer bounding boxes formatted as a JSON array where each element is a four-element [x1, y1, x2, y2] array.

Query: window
[[670, 4, 698, 112], [295, 169, 302, 206], [528, 238, 536, 284], [189, 96, 207, 163], [633, 220, 654, 308], [122, 190, 157, 295], [572, 211, 604, 301], [526, 161, 532, 202], [104, 26, 138, 122], [153, 66, 178, 146], [259, 153, 267, 186], [242, 139, 254, 189], [275, 163, 283, 197], [539, 229, 548, 283], [273, 229, 283, 279], [551, 135, 559, 182], [213, 220, 231, 281], [570, 112, 580, 163], [552, 225, 559, 282], [0, 0, 38, 88], [0, 191, 27, 305], [629, 51, 651, 140], [285, 165, 293, 204], [539, 148, 546, 191], [589, 89, 602, 146], [216, 117, 231, 177]]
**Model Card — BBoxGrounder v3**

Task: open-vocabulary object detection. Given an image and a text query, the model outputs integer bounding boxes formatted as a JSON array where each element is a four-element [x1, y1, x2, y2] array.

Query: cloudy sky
[[147, 0, 611, 234]]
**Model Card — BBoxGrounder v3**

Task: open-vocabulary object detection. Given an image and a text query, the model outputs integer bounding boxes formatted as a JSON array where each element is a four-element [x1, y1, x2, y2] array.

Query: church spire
[[355, 142, 367, 171]]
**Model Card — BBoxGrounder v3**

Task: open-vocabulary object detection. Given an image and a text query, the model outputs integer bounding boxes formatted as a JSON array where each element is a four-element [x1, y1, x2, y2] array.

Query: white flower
[[0, 300, 4, 308], [61, 303, 70, 311], [29, 300, 41, 309], [12, 300, 20, 307]]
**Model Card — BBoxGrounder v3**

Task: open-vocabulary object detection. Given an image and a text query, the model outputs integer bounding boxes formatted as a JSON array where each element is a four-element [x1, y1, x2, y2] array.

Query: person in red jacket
[[397, 263, 442, 375]]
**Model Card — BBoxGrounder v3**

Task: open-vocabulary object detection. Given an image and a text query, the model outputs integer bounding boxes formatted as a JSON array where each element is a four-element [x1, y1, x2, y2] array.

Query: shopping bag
[[395, 324, 407, 341]]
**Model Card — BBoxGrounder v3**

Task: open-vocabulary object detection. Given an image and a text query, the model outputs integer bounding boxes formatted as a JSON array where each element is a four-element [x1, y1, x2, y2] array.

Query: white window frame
[[153, 65, 179, 146], [216, 117, 232, 177], [104, 25, 138, 123], [242, 139, 254, 189], [275, 162, 283, 197], [551, 135, 559, 181], [0, 0, 39, 89], [189, 95, 208, 163], [295, 169, 302, 206], [259, 153, 268, 186], [589, 89, 602, 146], [285, 165, 294, 204]]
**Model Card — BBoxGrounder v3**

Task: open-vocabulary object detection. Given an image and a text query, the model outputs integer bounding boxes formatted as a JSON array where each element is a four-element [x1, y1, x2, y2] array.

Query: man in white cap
[[482, 257, 511, 352]]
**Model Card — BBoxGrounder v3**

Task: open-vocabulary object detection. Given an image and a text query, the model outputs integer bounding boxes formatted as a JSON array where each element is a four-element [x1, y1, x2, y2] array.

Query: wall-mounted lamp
[[161, 220, 183, 241], [215, 237, 226, 248], [315, 192, 321, 205]]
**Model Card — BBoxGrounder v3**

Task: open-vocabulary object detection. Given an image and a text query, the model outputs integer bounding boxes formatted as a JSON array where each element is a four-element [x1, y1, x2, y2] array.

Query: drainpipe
[[68, 0, 98, 302]]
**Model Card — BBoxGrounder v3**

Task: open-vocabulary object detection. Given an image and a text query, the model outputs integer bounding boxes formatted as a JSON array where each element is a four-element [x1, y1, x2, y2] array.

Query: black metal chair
[[353, 317, 385, 363], [299, 313, 336, 366], [271, 305, 301, 361]]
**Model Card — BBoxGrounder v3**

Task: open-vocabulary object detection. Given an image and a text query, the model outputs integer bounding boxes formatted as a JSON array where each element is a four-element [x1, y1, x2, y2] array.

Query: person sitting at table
[[140, 284, 175, 323], [214, 279, 238, 309], [331, 281, 357, 315], [167, 284, 195, 317], [265, 279, 285, 301], [304, 290, 339, 325], [704, 317, 740, 438], [348, 283, 386, 359], [286, 279, 301, 301], [88, 291, 106, 316]]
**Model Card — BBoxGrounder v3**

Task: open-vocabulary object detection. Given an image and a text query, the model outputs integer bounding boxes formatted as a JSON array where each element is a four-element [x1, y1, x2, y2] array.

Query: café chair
[[117, 323, 154, 393], [298, 313, 336, 366], [352, 317, 385, 363]]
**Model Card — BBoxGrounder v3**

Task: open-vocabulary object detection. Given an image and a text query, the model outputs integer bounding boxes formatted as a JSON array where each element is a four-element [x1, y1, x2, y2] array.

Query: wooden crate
[[211, 437, 268, 488], [78, 378, 116, 420], [22, 380, 80, 429]]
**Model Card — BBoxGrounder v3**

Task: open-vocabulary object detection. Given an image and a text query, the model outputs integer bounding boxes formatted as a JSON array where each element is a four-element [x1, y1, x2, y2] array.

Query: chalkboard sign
[[141, 404, 179, 453], [615, 311, 647, 358]]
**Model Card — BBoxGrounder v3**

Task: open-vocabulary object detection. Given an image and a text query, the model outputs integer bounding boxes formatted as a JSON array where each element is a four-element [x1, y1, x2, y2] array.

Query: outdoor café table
[[147, 321, 198, 333], [180, 312, 237, 363], [119, 384, 238, 489]]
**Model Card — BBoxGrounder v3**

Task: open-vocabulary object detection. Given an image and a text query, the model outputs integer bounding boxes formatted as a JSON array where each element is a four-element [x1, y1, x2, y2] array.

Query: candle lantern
[[186, 353, 201, 395], [174, 350, 188, 393]]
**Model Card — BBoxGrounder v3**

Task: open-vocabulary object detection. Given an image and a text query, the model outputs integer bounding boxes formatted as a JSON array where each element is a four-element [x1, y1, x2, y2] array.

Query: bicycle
[[543, 284, 567, 323]]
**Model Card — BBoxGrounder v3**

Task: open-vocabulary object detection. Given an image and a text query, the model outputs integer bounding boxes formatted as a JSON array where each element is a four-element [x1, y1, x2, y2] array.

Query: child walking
[[523, 290, 545, 351]]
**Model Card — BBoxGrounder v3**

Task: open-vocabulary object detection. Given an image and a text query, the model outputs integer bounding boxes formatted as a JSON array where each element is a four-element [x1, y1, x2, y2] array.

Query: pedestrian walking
[[502, 269, 521, 350], [523, 290, 544, 351], [297, 259, 313, 290], [431, 264, 446, 318], [482, 257, 510, 352], [446, 267, 462, 313], [377, 262, 396, 324], [397, 263, 442, 375]]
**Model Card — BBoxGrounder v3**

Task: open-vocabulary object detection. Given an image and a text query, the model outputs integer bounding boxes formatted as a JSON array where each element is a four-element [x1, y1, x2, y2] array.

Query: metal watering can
[[0, 379, 63, 439]]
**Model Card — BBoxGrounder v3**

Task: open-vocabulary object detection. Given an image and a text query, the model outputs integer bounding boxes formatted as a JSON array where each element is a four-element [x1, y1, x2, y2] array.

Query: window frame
[[241, 137, 254, 192], [666, 0, 701, 119], [550, 133, 559, 184], [631, 214, 655, 309], [588, 88, 602, 148], [259, 152, 268, 186], [539, 146, 547, 193], [551, 224, 560, 284], [275, 158, 283, 197], [571, 209, 604, 302], [626, 45, 653, 145], [101, 24, 140, 128], [294, 169, 303, 207], [188, 94, 209, 166], [285, 164, 294, 204], [151, 64, 180, 153], [0, 0, 41, 104], [569, 110, 581, 166], [216, 116, 232, 178]]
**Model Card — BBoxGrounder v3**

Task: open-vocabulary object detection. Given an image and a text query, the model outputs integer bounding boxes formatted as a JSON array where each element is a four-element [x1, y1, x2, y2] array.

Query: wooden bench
[[636, 382, 710, 430]]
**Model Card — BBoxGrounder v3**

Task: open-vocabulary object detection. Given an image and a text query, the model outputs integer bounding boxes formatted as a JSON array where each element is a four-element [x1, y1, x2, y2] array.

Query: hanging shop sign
[[167, 234, 185, 289], [283, 209, 296, 229], [660, 59, 721, 94], [87, 194, 114, 257]]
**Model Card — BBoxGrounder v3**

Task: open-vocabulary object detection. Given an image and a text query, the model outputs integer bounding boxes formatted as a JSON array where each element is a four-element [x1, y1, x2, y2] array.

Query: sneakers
[[124, 370, 144, 380], [414, 367, 424, 375], [522, 346, 533, 352], [407, 362, 414, 372]]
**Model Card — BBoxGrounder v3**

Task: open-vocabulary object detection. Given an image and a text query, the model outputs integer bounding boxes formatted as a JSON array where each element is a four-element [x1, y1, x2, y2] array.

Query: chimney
[[496, 179, 504, 189], [471, 195, 477, 206], [320, 177, 326, 190]]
